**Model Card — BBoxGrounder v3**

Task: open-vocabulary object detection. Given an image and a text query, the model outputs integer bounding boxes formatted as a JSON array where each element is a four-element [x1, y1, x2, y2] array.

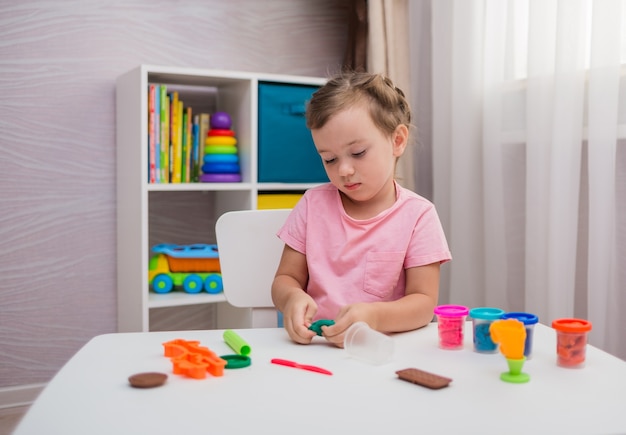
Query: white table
[[14, 323, 626, 435]]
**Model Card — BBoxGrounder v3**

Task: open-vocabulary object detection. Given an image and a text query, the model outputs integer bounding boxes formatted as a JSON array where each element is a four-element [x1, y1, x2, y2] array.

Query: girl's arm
[[271, 245, 318, 344], [371, 261, 440, 332]]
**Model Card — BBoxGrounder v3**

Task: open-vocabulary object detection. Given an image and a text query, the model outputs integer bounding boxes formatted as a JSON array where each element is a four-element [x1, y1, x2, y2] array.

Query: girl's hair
[[305, 71, 412, 137]]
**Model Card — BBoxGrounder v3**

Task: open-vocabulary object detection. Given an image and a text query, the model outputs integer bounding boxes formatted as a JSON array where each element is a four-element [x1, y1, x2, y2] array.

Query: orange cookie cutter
[[163, 339, 227, 379]]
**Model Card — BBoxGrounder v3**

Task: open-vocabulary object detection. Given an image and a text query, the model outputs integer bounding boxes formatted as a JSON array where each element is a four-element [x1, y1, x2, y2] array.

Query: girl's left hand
[[320, 303, 376, 347]]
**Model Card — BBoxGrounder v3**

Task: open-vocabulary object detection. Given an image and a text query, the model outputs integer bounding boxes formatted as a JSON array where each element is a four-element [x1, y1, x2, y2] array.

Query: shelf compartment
[[148, 292, 227, 308]]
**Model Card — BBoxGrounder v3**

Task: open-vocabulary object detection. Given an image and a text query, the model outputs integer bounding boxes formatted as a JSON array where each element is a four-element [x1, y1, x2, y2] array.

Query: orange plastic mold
[[163, 339, 227, 379]]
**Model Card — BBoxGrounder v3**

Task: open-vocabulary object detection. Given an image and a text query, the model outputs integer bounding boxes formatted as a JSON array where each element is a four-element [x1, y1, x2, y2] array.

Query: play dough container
[[434, 305, 469, 350], [501, 312, 539, 358], [552, 318, 592, 368], [469, 307, 506, 353]]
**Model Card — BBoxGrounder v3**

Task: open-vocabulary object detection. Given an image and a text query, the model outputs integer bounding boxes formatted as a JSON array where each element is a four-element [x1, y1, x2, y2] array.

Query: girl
[[271, 71, 451, 347]]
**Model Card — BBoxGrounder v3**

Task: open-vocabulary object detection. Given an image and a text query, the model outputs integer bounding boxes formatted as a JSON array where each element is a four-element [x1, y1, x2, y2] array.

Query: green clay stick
[[223, 330, 251, 356]]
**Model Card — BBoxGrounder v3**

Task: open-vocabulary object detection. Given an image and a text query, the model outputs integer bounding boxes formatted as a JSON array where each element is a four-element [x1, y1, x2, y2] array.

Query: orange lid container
[[552, 318, 592, 333]]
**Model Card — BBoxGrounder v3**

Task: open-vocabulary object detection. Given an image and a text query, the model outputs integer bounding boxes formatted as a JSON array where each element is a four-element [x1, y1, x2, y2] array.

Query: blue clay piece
[[524, 327, 533, 357], [474, 322, 497, 352]]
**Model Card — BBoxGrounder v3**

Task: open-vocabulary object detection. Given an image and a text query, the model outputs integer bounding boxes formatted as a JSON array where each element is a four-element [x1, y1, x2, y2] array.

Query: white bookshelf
[[116, 65, 325, 332]]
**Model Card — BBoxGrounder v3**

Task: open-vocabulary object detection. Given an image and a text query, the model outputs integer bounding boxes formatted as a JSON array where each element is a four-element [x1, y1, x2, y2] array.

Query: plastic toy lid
[[501, 312, 539, 325], [434, 305, 469, 317], [220, 354, 252, 369], [469, 307, 506, 320], [552, 318, 592, 333]]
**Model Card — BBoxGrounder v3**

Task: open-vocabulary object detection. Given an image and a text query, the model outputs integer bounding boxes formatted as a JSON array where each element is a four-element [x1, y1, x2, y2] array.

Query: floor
[[0, 406, 28, 435]]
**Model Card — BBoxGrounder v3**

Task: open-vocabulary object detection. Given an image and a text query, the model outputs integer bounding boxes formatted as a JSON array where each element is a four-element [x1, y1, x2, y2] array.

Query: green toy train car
[[148, 244, 223, 294]]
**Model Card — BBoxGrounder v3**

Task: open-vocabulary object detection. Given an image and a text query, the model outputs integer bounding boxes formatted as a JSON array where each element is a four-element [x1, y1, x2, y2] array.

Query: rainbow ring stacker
[[200, 173, 241, 182]]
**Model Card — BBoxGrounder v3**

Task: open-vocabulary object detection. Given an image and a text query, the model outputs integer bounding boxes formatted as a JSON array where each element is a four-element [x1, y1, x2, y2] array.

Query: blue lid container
[[469, 307, 505, 353], [501, 312, 539, 358], [501, 312, 538, 325]]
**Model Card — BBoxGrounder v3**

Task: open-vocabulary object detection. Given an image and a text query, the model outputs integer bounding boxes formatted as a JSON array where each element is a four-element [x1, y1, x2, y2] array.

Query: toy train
[[148, 244, 223, 294]]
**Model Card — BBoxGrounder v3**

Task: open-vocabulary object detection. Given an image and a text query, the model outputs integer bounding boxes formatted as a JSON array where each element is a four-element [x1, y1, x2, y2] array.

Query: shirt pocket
[[363, 251, 405, 299]]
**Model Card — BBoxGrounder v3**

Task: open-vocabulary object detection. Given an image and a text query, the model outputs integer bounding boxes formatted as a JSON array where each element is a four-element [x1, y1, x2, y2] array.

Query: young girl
[[271, 71, 451, 347]]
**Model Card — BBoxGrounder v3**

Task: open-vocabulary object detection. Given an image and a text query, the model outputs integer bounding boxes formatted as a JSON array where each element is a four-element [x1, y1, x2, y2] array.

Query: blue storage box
[[258, 82, 328, 183]]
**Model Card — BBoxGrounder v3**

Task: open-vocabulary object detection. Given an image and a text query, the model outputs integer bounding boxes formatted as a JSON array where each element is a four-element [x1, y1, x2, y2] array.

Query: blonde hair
[[306, 71, 411, 138]]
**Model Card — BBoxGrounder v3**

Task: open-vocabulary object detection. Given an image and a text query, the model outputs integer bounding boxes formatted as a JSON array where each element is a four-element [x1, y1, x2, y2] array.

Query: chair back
[[215, 209, 291, 327]]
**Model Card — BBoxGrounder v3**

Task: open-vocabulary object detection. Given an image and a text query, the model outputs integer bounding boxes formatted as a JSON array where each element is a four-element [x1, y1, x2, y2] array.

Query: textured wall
[[0, 0, 348, 388]]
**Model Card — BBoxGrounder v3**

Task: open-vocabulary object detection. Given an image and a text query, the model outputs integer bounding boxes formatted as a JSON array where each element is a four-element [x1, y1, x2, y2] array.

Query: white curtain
[[419, 0, 626, 359]]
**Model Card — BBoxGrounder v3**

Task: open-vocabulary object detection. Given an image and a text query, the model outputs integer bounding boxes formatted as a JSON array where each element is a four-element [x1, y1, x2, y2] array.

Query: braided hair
[[306, 71, 412, 139]]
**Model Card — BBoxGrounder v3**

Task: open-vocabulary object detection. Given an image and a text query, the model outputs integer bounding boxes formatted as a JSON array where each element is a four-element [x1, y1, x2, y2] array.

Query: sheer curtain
[[420, 0, 625, 359], [367, 0, 417, 192]]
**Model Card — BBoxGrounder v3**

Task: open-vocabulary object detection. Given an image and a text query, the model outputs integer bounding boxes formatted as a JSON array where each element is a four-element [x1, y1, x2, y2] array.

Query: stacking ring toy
[[204, 145, 238, 155], [208, 129, 235, 137], [210, 111, 232, 130], [206, 136, 237, 146], [200, 173, 242, 183], [202, 162, 240, 174], [204, 154, 238, 164]]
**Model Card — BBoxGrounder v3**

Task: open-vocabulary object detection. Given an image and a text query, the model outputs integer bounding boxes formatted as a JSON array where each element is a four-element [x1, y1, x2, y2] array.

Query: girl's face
[[311, 102, 408, 211]]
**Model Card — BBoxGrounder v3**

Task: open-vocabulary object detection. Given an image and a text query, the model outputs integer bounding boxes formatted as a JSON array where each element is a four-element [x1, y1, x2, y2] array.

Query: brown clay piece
[[128, 372, 168, 388]]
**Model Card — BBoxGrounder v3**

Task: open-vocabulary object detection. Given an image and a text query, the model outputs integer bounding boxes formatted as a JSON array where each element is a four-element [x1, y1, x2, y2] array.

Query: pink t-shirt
[[277, 181, 452, 320]]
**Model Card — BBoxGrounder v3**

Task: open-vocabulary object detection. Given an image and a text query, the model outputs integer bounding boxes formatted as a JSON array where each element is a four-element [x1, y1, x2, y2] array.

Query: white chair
[[215, 209, 291, 328]]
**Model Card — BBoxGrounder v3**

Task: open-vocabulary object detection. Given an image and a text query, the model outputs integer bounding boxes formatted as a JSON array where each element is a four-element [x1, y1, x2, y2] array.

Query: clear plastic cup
[[344, 321, 394, 365], [501, 312, 539, 359], [434, 305, 469, 350], [469, 307, 506, 353], [552, 318, 592, 368]]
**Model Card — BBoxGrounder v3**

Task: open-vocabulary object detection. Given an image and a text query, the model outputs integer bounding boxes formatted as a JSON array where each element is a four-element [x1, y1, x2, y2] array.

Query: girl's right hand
[[282, 292, 318, 344]]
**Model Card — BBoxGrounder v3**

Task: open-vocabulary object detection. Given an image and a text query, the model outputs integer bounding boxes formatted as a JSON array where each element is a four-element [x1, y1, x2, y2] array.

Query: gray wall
[[0, 0, 348, 388]]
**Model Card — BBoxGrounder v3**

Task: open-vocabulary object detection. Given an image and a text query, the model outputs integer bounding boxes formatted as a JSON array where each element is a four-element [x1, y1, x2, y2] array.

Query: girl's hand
[[282, 292, 318, 344], [320, 303, 376, 347]]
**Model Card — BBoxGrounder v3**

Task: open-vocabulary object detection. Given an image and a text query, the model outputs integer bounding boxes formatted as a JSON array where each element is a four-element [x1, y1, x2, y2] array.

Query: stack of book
[[147, 84, 212, 183]]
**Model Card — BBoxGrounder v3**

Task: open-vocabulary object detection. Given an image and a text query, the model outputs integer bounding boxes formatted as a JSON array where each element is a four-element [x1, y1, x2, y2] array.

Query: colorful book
[[169, 92, 176, 182], [154, 86, 161, 183], [181, 108, 188, 183], [175, 99, 184, 183], [186, 107, 192, 183], [192, 116, 200, 182], [197, 113, 210, 179], [170, 92, 179, 183], [159, 85, 169, 183], [171, 98, 182, 183], [148, 84, 156, 183]]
